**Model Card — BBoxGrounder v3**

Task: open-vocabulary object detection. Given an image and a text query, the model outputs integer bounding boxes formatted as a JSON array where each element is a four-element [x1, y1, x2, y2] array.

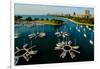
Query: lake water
[[15, 15, 94, 65]]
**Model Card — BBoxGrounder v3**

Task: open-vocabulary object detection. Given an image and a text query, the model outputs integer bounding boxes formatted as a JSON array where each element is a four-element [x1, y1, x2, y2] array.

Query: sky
[[15, 3, 94, 15]]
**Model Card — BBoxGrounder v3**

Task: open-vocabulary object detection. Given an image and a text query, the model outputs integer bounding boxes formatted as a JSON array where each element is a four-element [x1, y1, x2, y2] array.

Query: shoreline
[[65, 18, 94, 26], [15, 21, 62, 26], [15, 17, 94, 26], [34, 21, 61, 26]]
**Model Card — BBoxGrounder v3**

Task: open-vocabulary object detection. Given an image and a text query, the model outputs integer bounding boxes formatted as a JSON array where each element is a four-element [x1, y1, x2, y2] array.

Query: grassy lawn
[[34, 20, 62, 25], [67, 18, 94, 26]]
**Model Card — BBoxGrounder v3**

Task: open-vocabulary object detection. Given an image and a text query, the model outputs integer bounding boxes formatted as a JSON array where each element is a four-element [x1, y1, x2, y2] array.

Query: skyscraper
[[84, 10, 91, 18], [73, 12, 76, 17]]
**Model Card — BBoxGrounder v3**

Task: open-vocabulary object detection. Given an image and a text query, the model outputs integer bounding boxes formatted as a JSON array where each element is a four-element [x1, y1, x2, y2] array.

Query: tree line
[[15, 16, 64, 25]]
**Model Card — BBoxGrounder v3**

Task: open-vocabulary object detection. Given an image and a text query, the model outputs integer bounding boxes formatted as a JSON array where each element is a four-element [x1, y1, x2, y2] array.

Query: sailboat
[[86, 25, 89, 28], [86, 24, 92, 31], [70, 27, 72, 30], [62, 32, 69, 38], [77, 29, 80, 32], [77, 25, 80, 32], [89, 32, 94, 45], [39, 24, 46, 38], [27, 22, 36, 39], [88, 27, 92, 31], [76, 25, 80, 32], [55, 29, 61, 37], [89, 40, 93, 45], [76, 26, 78, 30], [28, 32, 36, 39], [83, 28, 87, 38], [83, 33, 87, 38], [15, 33, 19, 39], [55, 29, 60, 35], [28, 26, 36, 39], [80, 25, 83, 28], [83, 28, 86, 32]]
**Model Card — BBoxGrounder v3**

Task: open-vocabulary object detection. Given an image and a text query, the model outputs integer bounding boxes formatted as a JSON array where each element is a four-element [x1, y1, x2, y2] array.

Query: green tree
[[15, 16, 22, 21], [15, 16, 23, 24], [25, 17, 32, 23], [34, 18, 39, 21]]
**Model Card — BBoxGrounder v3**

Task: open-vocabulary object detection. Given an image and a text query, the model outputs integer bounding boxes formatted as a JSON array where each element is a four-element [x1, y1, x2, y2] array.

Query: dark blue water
[[15, 15, 94, 65]]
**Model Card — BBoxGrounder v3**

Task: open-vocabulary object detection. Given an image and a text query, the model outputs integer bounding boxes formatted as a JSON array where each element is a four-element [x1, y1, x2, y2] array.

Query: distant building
[[73, 12, 76, 17], [65, 14, 71, 17], [73, 10, 92, 18], [84, 10, 91, 18]]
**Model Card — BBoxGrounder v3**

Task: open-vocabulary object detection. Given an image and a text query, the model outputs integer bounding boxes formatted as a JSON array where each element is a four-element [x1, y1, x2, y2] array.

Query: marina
[[15, 15, 94, 65], [14, 4, 94, 65]]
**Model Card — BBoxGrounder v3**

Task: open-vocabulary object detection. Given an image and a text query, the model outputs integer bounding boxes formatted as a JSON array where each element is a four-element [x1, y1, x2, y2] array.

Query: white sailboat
[[15, 33, 19, 39], [77, 25, 80, 32], [62, 32, 69, 38], [80, 25, 83, 28], [83, 28, 86, 32], [28, 32, 36, 39], [83, 33, 87, 38], [76, 25, 80, 32], [89, 32, 94, 45], [28, 23, 36, 39], [86, 25, 92, 31], [55, 29, 60, 35], [89, 40, 93, 45], [70, 27, 72, 30], [76, 26, 78, 30], [88, 27, 92, 31], [55, 29, 61, 37], [77, 29, 80, 32], [86, 25, 89, 28], [83, 27, 87, 38], [39, 25, 46, 38]]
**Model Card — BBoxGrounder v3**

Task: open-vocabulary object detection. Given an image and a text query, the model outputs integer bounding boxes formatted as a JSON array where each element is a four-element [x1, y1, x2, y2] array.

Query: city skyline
[[15, 3, 94, 16]]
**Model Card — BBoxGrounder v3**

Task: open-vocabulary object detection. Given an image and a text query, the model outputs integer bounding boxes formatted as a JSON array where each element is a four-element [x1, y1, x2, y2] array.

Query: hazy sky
[[15, 3, 94, 15]]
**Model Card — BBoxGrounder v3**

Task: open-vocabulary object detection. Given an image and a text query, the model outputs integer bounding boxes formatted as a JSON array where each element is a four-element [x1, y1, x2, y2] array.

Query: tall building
[[73, 12, 76, 17], [84, 10, 91, 18]]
